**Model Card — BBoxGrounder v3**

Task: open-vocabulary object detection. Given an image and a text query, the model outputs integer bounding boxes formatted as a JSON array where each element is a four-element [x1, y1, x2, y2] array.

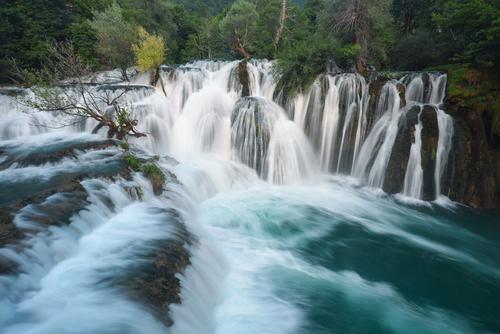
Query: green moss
[[141, 163, 166, 195], [432, 64, 500, 116], [124, 153, 141, 171], [135, 186, 144, 200]]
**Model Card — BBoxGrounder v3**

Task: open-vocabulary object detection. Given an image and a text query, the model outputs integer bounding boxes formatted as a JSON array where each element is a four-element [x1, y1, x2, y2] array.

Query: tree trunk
[[274, 0, 287, 53], [121, 68, 130, 82], [235, 36, 251, 59], [354, 31, 367, 76], [150, 67, 160, 86]]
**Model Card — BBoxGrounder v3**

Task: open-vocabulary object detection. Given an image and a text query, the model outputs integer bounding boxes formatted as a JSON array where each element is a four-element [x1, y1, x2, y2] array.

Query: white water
[[403, 108, 424, 198], [0, 61, 464, 333], [354, 81, 403, 188]]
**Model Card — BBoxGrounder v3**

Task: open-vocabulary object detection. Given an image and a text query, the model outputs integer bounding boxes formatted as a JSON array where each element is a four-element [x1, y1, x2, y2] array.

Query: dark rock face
[[238, 60, 250, 97], [420, 105, 439, 201], [438, 65, 500, 209], [445, 108, 497, 208], [396, 83, 407, 108], [383, 106, 420, 194]]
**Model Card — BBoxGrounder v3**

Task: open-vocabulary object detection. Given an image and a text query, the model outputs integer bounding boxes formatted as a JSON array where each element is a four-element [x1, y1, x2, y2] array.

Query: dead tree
[[12, 41, 146, 142], [332, 0, 369, 74], [274, 0, 288, 53]]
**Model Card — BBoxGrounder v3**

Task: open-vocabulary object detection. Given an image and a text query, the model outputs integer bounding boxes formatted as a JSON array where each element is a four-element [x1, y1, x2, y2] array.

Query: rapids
[[0, 61, 499, 334]]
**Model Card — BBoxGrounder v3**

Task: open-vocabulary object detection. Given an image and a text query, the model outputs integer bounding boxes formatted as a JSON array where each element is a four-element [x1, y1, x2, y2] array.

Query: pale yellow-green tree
[[133, 27, 166, 87]]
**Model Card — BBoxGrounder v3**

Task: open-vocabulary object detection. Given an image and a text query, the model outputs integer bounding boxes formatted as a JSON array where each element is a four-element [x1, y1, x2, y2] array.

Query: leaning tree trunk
[[121, 68, 130, 82], [274, 0, 287, 53], [150, 67, 160, 86], [235, 36, 251, 59]]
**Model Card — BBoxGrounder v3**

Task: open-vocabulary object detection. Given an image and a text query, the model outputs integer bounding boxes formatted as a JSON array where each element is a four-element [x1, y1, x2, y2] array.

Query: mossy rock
[[141, 163, 166, 195], [124, 153, 142, 171]]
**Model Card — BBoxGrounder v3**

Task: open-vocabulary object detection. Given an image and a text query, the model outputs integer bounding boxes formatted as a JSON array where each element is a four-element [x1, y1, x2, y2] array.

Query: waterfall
[[292, 73, 369, 174], [319, 77, 340, 171], [2, 60, 494, 334], [405, 75, 424, 104], [428, 73, 447, 105], [435, 108, 454, 197], [353, 82, 402, 188], [266, 119, 318, 184], [230, 97, 282, 177], [403, 108, 424, 198], [0, 62, 455, 200]]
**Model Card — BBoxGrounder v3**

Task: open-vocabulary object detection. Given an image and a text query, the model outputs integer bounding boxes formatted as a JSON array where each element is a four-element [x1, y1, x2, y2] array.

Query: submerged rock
[[119, 208, 192, 327]]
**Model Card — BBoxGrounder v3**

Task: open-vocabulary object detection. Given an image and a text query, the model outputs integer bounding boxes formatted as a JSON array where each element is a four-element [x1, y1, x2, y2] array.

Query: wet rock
[[0, 139, 116, 171], [0, 180, 89, 274], [238, 60, 251, 97], [118, 208, 192, 327], [397, 83, 407, 108], [420, 105, 439, 201], [445, 108, 496, 208], [383, 106, 420, 194]]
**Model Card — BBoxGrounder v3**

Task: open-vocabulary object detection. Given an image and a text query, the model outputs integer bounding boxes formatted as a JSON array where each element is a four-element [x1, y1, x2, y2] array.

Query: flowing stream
[[0, 61, 499, 333]]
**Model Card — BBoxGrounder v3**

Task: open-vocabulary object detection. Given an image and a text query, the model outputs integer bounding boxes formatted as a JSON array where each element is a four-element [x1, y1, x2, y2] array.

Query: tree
[[219, 0, 259, 58], [133, 27, 166, 88], [183, 16, 217, 59], [0, 0, 68, 83], [321, 0, 394, 72], [13, 41, 145, 141], [391, 0, 436, 34], [274, 0, 288, 53], [90, 1, 136, 80], [433, 0, 500, 70]]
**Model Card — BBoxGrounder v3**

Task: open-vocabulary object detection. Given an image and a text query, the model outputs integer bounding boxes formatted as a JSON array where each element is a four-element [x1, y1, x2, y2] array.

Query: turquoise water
[[196, 179, 500, 334]]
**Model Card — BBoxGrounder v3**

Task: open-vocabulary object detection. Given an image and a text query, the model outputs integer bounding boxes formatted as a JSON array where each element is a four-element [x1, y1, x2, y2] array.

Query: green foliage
[[339, 44, 362, 60], [90, 1, 136, 72], [0, 0, 111, 82], [124, 153, 141, 171], [123, 154, 165, 195], [433, 0, 500, 68], [133, 27, 166, 72], [141, 163, 166, 194], [274, 33, 341, 95], [219, 0, 259, 56], [390, 30, 450, 70], [2, 0, 500, 85]]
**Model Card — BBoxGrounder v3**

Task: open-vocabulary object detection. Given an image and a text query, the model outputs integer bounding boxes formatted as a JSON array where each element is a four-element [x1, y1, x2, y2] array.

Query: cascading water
[[353, 81, 403, 188], [403, 108, 424, 198], [292, 73, 369, 174], [1, 61, 497, 334]]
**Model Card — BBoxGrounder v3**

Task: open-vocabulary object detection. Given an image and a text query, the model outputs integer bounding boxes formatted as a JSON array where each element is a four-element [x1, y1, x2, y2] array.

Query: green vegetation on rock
[[123, 153, 166, 195], [124, 153, 142, 171], [141, 163, 166, 195]]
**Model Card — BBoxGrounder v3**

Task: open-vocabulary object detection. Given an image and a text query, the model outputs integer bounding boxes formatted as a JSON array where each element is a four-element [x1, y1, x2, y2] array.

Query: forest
[[1, 0, 499, 91]]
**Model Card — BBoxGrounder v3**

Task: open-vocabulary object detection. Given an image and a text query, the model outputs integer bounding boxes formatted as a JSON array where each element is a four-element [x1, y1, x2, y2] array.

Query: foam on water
[[1, 61, 496, 334]]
